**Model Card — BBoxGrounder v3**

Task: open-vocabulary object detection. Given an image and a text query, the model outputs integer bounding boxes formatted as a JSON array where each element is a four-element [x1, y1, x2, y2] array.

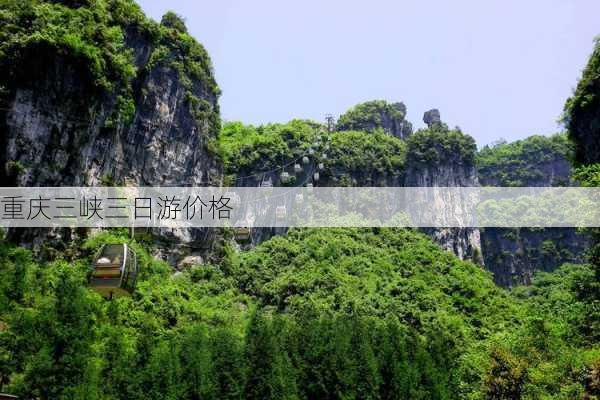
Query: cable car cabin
[[90, 244, 138, 299], [260, 180, 274, 194], [276, 206, 287, 221], [234, 227, 251, 242], [280, 171, 291, 184]]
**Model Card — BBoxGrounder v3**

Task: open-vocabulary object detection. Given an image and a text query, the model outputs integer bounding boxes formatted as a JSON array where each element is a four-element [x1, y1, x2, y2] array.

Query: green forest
[[0, 0, 600, 399], [1, 228, 599, 399]]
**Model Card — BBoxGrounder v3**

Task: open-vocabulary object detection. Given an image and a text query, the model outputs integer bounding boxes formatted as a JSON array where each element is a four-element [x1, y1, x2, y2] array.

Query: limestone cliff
[[481, 228, 590, 287], [0, 1, 222, 254], [476, 134, 590, 286], [404, 113, 482, 263]]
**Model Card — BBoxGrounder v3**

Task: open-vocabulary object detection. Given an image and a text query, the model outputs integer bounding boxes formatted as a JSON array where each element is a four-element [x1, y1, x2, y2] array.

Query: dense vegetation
[[564, 36, 600, 347], [1, 1, 599, 399], [406, 126, 477, 166], [322, 130, 406, 185], [219, 120, 407, 186], [564, 38, 600, 166], [219, 120, 322, 180], [0, 0, 220, 133], [1, 228, 598, 399], [219, 117, 483, 187], [477, 134, 573, 186]]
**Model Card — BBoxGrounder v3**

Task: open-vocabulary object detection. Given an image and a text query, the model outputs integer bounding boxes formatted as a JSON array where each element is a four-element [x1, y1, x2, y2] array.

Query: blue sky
[[137, 0, 600, 146]]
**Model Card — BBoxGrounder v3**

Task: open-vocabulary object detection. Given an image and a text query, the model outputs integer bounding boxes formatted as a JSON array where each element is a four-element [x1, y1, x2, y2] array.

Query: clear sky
[[137, 0, 599, 146]]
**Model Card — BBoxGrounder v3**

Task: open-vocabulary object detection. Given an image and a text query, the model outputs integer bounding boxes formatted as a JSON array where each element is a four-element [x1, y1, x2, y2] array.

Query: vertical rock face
[[404, 115, 483, 263], [336, 100, 413, 139], [481, 228, 590, 287], [2, 43, 220, 188], [476, 134, 590, 286], [0, 3, 222, 254], [423, 109, 442, 129]]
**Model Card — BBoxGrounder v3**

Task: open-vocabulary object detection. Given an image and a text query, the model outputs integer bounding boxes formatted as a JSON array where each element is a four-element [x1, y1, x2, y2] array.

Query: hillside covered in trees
[[0, 1, 599, 399], [1, 228, 599, 399]]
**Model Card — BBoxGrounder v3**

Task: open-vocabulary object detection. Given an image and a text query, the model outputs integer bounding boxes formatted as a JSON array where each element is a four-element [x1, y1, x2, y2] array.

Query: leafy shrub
[[406, 126, 477, 165], [161, 11, 187, 33]]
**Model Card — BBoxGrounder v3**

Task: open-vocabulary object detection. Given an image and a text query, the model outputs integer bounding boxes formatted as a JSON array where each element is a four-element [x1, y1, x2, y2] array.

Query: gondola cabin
[[276, 206, 287, 221], [234, 227, 251, 242], [90, 244, 138, 299], [261, 180, 274, 195]]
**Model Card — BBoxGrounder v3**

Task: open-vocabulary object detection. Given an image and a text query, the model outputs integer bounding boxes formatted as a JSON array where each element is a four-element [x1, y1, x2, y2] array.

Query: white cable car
[[261, 180, 274, 194], [234, 227, 251, 242], [313, 172, 320, 182], [308, 148, 315, 155], [294, 163, 303, 173], [90, 244, 138, 299], [302, 156, 310, 164], [318, 163, 324, 170], [280, 171, 290, 184], [276, 206, 287, 220]]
